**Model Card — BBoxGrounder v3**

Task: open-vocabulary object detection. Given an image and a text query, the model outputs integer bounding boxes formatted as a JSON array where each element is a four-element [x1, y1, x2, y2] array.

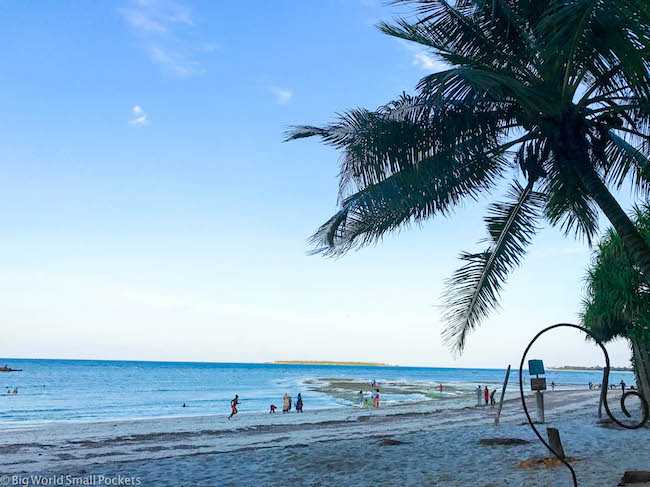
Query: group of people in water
[[357, 388, 381, 408], [356, 379, 382, 408], [6, 388, 18, 394]]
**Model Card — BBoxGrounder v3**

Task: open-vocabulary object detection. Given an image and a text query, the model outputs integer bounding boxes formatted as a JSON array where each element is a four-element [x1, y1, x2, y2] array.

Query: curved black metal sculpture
[[519, 323, 649, 487]]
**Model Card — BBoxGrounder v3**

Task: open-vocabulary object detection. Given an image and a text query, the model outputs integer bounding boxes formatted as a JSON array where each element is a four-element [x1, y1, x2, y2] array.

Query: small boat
[[0, 366, 22, 372]]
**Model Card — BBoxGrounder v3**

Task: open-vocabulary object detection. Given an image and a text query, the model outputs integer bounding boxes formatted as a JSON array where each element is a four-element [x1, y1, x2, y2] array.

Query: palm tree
[[287, 0, 650, 352], [581, 204, 650, 398]]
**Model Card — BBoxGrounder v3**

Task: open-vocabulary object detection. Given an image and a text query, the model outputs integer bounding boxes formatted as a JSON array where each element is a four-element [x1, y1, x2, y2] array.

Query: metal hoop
[[519, 323, 649, 486]]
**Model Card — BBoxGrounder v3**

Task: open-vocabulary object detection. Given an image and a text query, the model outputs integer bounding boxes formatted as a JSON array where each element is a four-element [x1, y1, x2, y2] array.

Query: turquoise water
[[0, 359, 635, 428]]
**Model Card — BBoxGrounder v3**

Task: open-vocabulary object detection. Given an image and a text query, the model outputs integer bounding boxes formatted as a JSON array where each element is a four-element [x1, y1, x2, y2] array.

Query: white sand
[[0, 390, 647, 486]]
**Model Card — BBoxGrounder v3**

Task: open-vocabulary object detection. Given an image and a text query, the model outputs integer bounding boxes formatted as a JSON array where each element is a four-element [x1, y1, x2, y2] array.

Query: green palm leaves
[[442, 180, 546, 351], [582, 206, 650, 344], [288, 0, 650, 353]]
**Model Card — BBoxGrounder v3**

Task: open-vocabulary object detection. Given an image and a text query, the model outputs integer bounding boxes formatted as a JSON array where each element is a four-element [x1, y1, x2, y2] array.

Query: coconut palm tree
[[581, 204, 650, 398], [287, 0, 650, 353]]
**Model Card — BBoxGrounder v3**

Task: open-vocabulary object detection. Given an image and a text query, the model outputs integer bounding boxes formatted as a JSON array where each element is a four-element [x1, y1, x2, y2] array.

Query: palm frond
[[308, 140, 507, 256], [441, 180, 546, 353], [603, 132, 650, 193], [286, 94, 518, 202]]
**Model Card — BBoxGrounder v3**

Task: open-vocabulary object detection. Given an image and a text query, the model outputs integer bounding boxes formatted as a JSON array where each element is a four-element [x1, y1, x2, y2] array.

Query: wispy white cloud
[[270, 87, 293, 105], [400, 41, 448, 73], [118, 0, 215, 77], [128, 105, 148, 127], [148, 46, 203, 77], [412, 51, 439, 70], [199, 42, 220, 53]]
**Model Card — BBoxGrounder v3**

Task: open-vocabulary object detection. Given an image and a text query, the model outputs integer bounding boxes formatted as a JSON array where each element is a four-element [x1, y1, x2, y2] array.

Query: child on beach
[[490, 389, 496, 409], [371, 389, 377, 407], [228, 395, 239, 420], [270, 404, 276, 413], [375, 389, 380, 408]]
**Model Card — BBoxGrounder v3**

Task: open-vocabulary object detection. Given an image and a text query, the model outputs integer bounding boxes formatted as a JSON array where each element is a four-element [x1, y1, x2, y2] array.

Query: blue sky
[[0, 0, 635, 367]]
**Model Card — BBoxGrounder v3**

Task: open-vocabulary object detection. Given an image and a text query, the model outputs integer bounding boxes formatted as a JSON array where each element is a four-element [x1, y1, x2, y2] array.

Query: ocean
[[0, 359, 636, 428]]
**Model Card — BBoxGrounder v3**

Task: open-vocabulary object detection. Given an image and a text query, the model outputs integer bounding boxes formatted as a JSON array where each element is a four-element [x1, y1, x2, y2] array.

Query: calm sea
[[0, 359, 635, 428]]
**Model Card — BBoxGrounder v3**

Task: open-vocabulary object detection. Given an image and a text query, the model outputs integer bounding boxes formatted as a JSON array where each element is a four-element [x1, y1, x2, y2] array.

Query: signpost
[[531, 378, 547, 391], [528, 359, 545, 376], [528, 359, 546, 423]]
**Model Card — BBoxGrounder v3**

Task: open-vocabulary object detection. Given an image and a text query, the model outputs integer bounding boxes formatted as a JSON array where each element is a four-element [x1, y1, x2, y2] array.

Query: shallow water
[[0, 359, 635, 427]]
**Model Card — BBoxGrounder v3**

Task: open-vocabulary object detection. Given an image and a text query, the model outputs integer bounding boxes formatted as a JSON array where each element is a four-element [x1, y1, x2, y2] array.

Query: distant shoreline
[[548, 366, 633, 372], [267, 361, 396, 367]]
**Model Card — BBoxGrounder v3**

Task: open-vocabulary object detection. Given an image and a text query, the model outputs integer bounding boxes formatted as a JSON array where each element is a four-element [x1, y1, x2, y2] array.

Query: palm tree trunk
[[632, 337, 650, 401], [578, 165, 650, 280]]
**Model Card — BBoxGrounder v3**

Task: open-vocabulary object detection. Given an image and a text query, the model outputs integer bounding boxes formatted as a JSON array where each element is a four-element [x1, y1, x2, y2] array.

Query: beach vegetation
[[581, 204, 650, 398]]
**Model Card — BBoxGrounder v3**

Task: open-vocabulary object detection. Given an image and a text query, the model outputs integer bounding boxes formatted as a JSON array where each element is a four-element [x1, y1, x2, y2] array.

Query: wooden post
[[546, 427, 565, 459], [536, 391, 545, 423], [494, 365, 511, 427]]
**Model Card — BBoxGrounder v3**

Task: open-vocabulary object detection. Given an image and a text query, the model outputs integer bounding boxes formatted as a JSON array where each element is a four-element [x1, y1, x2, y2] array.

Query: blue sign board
[[528, 359, 545, 376]]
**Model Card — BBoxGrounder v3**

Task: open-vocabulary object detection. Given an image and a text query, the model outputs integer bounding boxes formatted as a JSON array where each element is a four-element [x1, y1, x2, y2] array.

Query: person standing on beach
[[439, 384, 443, 393], [551, 381, 555, 391], [228, 395, 239, 420], [371, 389, 377, 407], [375, 389, 380, 408], [475, 386, 482, 406], [283, 393, 290, 413], [490, 389, 496, 409], [296, 393, 303, 412], [358, 390, 364, 408], [484, 386, 489, 405], [620, 380, 626, 393]]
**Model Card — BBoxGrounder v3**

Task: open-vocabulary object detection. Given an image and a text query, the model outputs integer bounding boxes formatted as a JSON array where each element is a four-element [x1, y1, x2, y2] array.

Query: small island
[[268, 361, 396, 367]]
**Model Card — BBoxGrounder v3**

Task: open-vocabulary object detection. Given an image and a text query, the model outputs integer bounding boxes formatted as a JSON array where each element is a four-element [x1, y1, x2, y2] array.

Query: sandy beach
[[1, 389, 647, 486]]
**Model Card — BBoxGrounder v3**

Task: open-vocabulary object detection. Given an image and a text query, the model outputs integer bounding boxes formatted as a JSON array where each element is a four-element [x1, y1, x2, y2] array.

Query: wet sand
[[0, 389, 647, 486]]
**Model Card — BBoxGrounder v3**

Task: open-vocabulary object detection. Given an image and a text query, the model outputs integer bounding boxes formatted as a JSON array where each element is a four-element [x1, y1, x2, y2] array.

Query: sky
[[0, 0, 638, 368]]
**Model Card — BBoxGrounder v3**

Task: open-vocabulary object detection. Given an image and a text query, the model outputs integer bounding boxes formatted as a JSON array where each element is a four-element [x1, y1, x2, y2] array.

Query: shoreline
[[547, 367, 634, 373], [0, 381, 595, 431], [267, 361, 396, 366], [1, 389, 646, 486]]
